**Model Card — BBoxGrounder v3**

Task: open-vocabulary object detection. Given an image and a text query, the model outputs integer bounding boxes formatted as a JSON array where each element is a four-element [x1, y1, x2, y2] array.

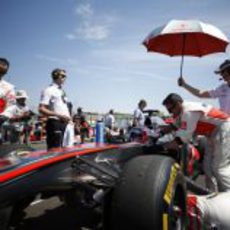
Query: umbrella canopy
[[143, 19, 229, 76]]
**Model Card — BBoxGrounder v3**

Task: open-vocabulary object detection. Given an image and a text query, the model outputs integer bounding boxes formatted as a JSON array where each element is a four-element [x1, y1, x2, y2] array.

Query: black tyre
[[108, 155, 187, 230]]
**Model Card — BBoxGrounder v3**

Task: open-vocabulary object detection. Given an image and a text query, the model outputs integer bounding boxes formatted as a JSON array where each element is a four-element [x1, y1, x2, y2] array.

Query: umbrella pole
[[180, 54, 184, 78], [179, 34, 186, 78], [178, 34, 186, 86]]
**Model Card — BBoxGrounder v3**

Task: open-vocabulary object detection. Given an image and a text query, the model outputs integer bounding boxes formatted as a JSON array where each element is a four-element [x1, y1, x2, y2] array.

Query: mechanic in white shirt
[[1, 90, 32, 143], [38, 68, 74, 149], [161, 93, 230, 192], [178, 59, 230, 115], [133, 99, 147, 128], [0, 58, 16, 113]]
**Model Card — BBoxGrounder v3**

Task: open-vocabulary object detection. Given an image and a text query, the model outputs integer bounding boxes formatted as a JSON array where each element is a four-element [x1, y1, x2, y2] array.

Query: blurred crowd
[[0, 57, 137, 146]]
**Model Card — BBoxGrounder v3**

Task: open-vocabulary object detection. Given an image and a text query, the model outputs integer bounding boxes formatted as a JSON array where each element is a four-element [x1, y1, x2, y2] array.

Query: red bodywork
[[0, 143, 118, 184]]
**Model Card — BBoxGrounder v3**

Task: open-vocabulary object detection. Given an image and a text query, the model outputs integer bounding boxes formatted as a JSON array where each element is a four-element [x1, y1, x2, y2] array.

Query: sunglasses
[[54, 74, 67, 79], [59, 74, 66, 78]]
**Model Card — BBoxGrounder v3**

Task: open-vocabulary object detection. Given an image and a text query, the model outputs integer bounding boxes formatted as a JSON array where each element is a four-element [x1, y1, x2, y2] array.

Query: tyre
[[108, 155, 187, 230]]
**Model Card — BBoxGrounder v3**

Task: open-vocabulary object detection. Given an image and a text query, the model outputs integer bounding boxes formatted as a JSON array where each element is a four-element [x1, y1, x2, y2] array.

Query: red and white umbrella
[[143, 19, 229, 78]]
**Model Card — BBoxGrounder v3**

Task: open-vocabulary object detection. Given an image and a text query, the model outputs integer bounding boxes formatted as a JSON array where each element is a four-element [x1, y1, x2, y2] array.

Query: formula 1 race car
[[0, 134, 208, 230]]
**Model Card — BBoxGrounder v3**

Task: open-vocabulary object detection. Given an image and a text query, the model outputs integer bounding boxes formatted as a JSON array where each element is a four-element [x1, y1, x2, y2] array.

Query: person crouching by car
[[161, 93, 230, 193], [38, 68, 75, 150], [1, 90, 33, 144]]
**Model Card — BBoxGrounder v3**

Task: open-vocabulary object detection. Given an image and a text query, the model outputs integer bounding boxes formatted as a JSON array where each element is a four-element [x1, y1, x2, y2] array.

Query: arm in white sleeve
[[175, 111, 202, 143], [40, 88, 52, 106]]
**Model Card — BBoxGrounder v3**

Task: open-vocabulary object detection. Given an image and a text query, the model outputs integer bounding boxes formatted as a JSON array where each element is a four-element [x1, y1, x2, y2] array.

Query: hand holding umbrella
[[177, 76, 186, 87]]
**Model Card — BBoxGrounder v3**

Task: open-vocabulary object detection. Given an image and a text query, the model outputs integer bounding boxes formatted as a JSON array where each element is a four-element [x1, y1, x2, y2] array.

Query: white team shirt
[[104, 114, 115, 128], [209, 83, 230, 115], [175, 101, 230, 143], [40, 83, 70, 118], [133, 107, 145, 128], [2, 104, 30, 118], [2, 103, 30, 130]]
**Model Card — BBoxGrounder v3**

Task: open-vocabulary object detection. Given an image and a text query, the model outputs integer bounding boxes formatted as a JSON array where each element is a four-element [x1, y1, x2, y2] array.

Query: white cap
[[15, 90, 28, 99]]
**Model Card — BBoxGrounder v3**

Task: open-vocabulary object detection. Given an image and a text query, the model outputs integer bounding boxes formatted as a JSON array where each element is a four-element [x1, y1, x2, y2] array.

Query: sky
[[1, 0, 230, 114]]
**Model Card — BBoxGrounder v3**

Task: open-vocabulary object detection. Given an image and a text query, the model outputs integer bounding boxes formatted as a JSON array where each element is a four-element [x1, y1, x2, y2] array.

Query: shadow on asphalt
[[14, 201, 100, 230]]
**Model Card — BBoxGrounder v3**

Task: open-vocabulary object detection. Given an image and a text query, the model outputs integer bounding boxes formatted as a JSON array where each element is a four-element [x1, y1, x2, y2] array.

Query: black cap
[[214, 59, 230, 74]]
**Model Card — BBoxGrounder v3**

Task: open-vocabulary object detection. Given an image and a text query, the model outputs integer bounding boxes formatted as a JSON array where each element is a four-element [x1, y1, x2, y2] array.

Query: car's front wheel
[[108, 155, 187, 230]]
